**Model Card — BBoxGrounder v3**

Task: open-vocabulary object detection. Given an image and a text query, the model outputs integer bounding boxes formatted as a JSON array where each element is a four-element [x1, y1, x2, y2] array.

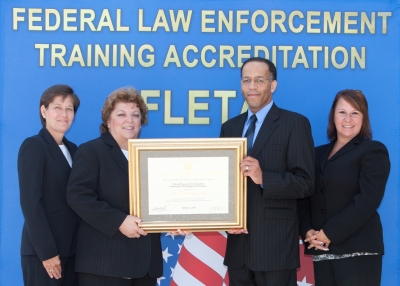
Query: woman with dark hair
[[298, 89, 390, 286], [67, 87, 163, 285], [18, 84, 80, 285]]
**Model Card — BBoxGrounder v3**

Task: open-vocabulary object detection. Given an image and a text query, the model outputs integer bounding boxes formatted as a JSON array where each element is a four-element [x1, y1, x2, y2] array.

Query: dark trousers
[[78, 272, 156, 286], [21, 255, 77, 286], [313, 255, 382, 286], [228, 263, 297, 286]]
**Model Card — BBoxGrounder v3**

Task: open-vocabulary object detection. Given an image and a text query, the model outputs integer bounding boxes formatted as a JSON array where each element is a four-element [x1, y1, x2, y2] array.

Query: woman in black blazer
[[67, 87, 163, 286], [298, 89, 390, 286], [18, 84, 80, 285]]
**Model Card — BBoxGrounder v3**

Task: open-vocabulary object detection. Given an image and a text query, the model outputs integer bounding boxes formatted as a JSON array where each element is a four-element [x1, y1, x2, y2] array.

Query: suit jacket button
[[321, 188, 324, 193], [321, 208, 325, 214]]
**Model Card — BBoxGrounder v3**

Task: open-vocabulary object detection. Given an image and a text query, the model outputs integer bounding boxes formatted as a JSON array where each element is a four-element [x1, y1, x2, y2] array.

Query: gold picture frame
[[128, 138, 247, 233]]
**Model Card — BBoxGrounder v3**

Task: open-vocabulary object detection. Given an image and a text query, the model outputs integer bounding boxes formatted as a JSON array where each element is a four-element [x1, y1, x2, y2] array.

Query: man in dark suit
[[220, 57, 315, 285]]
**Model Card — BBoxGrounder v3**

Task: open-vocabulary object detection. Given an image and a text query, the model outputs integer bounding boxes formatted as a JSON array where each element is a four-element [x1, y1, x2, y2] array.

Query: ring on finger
[[245, 165, 249, 171], [320, 242, 325, 246]]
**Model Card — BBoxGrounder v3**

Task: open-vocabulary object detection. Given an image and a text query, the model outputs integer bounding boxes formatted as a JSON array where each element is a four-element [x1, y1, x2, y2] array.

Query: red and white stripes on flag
[[171, 232, 229, 286], [171, 234, 315, 286]]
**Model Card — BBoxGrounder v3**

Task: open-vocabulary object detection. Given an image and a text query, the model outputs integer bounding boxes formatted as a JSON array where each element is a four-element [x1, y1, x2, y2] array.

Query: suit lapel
[[328, 134, 363, 162], [319, 142, 334, 171], [39, 128, 71, 175], [233, 112, 248, 137], [101, 132, 128, 175], [250, 104, 279, 158], [63, 138, 77, 158]]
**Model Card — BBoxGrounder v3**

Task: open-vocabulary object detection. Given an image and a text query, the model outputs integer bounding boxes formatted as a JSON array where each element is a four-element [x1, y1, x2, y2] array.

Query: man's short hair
[[240, 57, 277, 81]]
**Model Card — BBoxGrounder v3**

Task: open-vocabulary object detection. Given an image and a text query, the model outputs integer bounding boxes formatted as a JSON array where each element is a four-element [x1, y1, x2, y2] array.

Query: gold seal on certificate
[[128, 138, 247, 233]]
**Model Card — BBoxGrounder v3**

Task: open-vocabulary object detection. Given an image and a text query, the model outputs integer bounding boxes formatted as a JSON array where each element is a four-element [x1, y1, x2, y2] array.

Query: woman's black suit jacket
[[18, 127, 79, 261], [67, 131, 162, 279], [298, 134, 390, 255]]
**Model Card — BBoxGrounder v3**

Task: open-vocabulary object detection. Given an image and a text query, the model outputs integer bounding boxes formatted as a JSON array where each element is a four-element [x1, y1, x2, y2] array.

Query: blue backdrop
[[1, 0, 399, 285]]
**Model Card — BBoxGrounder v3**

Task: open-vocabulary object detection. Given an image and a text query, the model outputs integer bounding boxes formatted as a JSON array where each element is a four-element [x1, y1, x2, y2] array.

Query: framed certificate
[[128, 138, 247, 233]]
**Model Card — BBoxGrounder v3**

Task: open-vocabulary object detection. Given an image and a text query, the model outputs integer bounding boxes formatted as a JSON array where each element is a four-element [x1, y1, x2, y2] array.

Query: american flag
[[158, 233, 315, 286]]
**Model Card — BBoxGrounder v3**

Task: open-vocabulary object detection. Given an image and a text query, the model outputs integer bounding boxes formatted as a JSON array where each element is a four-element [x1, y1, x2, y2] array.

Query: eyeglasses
[[241, 77, 273, 86]]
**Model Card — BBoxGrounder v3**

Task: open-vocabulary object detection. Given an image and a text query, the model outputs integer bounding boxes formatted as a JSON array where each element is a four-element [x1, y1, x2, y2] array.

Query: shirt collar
[[246, 100, 274, 124]]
